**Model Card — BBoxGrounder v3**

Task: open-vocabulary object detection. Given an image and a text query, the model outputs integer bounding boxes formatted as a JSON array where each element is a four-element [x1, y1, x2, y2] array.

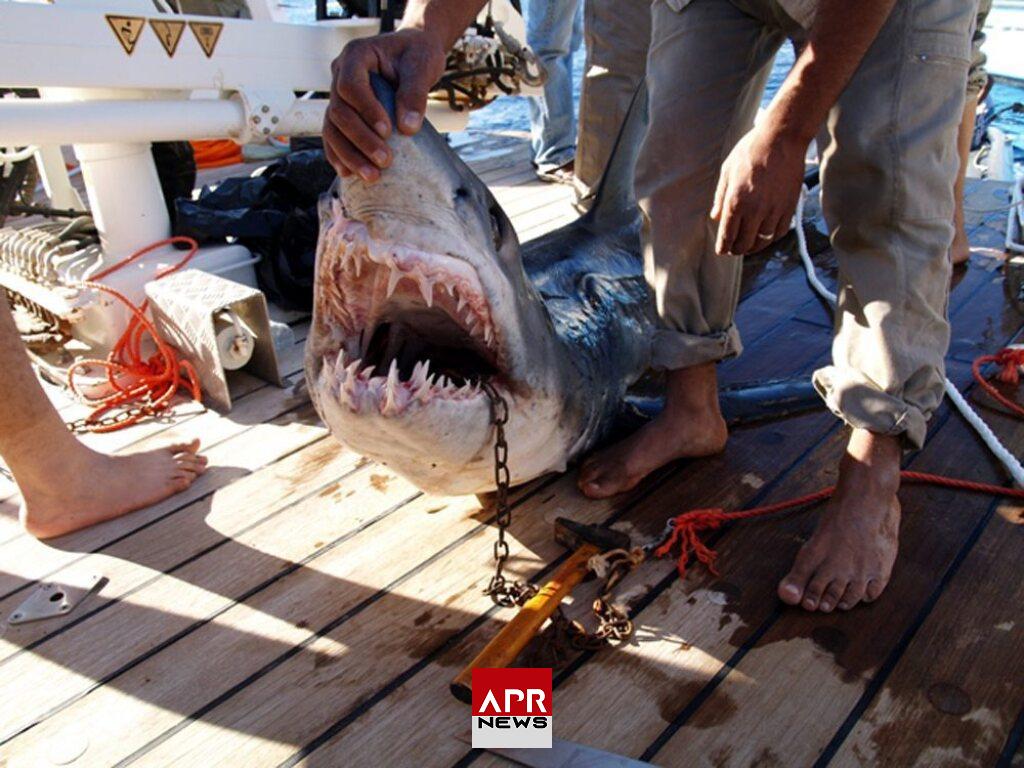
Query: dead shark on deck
[[306, 75, 818, 495]]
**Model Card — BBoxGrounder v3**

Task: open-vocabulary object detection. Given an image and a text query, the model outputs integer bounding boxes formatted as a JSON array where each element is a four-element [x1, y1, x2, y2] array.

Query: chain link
[[480, 383, 641, 648], [66, 404, 155, 434], [481, 382, 537, 608]]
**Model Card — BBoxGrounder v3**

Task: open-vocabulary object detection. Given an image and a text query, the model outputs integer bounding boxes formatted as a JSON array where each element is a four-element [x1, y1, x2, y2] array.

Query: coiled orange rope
[[65, 237, 203, 433], [655, 351, 1024, 579]]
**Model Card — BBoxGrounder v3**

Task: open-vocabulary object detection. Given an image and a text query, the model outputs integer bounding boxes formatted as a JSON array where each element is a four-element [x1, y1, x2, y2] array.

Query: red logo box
[[471, 668, 552, 749]]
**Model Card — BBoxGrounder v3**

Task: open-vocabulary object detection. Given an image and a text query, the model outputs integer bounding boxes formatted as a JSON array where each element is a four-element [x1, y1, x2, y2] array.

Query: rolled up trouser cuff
[[812, 366, 929, 449], [651, 324, 743, 371]]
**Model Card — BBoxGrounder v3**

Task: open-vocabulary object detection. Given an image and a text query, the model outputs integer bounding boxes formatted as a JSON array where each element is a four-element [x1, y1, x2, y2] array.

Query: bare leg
[[578, 362, 727, 498], [951, 92, 979, 267], [778, 429, 901, 612], [0, 293, 207, 539]]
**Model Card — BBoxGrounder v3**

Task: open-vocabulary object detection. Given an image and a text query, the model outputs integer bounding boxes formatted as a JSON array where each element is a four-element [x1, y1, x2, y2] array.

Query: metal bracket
[[146, 269, 285, 412], [8, 573, 105, 625], [235, 88, 296, 144]]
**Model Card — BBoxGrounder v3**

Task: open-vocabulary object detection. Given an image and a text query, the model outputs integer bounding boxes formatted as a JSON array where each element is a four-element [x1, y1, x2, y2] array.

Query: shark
[[305, 76, 816, 495]]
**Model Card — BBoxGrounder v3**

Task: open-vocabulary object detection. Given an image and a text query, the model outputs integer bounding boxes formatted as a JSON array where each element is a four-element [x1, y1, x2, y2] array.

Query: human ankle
[[665, 363, 722, 416], [10, 437, 101, 498], [838, 430, 901, 494]]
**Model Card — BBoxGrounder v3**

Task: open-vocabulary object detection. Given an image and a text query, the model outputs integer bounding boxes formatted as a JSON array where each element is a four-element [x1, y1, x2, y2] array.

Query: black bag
[[174, 147, 335, 311]]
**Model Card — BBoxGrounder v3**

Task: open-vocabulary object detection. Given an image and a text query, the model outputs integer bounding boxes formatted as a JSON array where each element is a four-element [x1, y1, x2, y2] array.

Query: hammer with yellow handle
[[450, 517, 631, 702]]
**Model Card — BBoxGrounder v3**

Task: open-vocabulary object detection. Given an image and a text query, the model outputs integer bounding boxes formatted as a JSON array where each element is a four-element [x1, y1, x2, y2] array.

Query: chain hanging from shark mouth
[[481, 381, 537, 608], [480, 383, 639, 651]]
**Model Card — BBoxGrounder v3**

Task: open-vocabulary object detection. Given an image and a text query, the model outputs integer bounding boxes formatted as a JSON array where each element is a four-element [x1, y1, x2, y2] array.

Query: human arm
[[711, 0, 899, 255]]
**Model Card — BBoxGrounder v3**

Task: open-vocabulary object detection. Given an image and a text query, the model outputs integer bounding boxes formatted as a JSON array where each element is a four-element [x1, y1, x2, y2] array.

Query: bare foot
[[578, 363, 727, 499], [20, 440, 207, 539], [778, 430, 901, 612]]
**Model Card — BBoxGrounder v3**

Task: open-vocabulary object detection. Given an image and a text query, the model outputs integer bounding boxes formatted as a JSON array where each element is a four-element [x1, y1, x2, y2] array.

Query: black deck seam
[[997, 698, 1024, 768], [0, 397, 316, 604], [0, 459, 380, 670], [0, 485, 422, 747], [813, 494, 1006, 767], [112, 475, 563, 767]]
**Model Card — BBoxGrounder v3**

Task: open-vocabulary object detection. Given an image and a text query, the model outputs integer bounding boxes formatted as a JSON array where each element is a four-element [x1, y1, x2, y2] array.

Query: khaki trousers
[[637, 0, 976, 448], [573, 0, 652, 208]]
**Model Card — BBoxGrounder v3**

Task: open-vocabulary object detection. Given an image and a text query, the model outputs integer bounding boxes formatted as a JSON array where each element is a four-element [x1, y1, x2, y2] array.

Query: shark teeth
[[325, 349, 484, 416], [386, 268, 403, 299], [318, 216, 501, 361]]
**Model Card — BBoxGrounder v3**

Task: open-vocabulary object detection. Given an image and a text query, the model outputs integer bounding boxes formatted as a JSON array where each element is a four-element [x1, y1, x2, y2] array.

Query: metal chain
[[65, 402, 159, 434], [480, 383, 642, 649], [481, 382, 537, 608]]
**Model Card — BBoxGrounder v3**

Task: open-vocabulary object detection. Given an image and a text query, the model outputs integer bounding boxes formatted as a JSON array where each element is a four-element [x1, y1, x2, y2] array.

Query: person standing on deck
[[323, 0, 977, 613], [522, 0, 583, 184]]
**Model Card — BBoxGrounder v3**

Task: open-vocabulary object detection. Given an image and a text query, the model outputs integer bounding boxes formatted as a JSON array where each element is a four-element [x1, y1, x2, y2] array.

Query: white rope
[[794, 187, 1024, 487]]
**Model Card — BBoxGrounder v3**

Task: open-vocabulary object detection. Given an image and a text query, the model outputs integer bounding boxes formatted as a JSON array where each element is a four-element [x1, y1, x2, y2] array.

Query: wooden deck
[[0, 132, 1022, 767]]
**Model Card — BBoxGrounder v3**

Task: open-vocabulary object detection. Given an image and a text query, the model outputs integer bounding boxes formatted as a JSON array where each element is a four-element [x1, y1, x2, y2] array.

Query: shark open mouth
[[316, 213, 505, 416]]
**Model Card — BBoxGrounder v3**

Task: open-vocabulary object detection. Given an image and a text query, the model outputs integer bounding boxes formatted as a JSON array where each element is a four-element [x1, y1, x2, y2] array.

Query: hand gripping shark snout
[[306, 76, 817, 495]]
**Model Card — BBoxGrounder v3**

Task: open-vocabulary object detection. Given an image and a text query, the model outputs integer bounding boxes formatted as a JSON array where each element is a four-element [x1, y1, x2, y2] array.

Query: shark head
[[306, 77, 576, 494]]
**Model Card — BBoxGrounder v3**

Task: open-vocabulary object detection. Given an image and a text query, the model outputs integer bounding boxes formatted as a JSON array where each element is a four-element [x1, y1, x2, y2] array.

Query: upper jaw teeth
[[321, 348, 483, 416], [321, 216, 498, 355]]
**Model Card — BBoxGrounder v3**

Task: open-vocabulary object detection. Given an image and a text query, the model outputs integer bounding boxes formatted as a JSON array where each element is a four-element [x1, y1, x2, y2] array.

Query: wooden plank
[[0, 436, 364, 663], [0, 474, 556, 766], [823, 393, 1024, 768], [281, 402, 843, 767], [0, 390, 319, 601], [621, 273, 1024, 764], [831, 498, 1023, 767], [0, 447, 415, 746], [174, 313, 839, 768]]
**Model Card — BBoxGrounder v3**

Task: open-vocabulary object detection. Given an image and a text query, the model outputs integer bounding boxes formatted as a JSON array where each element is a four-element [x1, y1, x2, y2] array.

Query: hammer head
[[554, 517, 631, 552]]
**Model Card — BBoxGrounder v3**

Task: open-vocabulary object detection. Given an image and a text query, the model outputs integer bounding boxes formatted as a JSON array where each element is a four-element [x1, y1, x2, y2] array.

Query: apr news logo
[[471, 668, 552, 749]]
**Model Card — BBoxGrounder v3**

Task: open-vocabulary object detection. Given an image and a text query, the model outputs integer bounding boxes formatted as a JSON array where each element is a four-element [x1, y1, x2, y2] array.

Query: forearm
[[764, 0, 898, 144], [400, 0, 488, 50]]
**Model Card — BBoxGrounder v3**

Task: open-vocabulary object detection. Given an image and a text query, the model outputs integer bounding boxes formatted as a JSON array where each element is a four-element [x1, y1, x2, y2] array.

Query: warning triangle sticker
[[188, 20, 223, 58], [149, 19, 186, 58], [106, 15, 146, 56]]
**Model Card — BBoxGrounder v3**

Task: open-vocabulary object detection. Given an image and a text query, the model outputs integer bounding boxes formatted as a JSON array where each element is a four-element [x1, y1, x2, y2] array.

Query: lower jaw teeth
[[324, 351, 482, 415]]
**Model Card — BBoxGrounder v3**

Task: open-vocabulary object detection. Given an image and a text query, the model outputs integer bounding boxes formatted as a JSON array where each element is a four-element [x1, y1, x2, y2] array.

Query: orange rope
[[190, 140, 243, 170], [971, 346, 1024, 420], [65, 237, 203, 433], [655, 350, 1024, 579]]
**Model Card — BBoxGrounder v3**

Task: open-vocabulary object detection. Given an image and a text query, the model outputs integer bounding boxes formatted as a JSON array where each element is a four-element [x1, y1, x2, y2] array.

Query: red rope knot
[[993, 347, 1024, 385], [652, 509, 730, 579]]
